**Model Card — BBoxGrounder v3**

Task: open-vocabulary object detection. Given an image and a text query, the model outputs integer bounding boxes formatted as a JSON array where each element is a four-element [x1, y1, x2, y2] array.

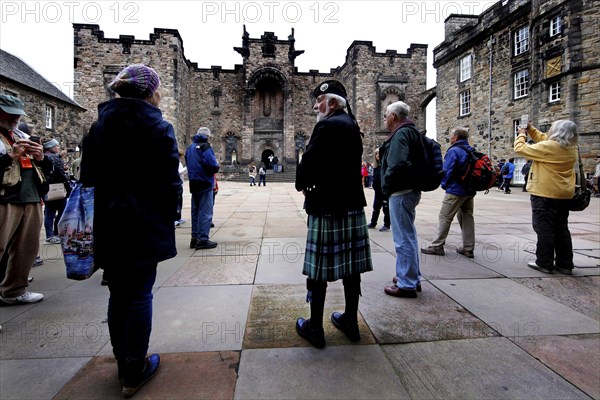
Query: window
[[45, 105, 54, 129], [514, 26, 529, 56], [514, 69, 529, 99], [550, 16, 562, 37], [2, 89, 18, 97], [459, 55, 472, 82], [549, 81, 561, 102], [513, 119, 521, 138], [460, 90, 471, 116]]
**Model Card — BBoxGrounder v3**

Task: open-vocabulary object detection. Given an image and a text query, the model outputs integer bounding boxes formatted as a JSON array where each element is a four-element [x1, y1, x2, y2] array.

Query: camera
[[29, 135, 40, 144]]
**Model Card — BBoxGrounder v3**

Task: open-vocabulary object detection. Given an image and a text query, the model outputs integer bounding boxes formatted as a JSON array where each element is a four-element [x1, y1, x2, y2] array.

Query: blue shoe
[[122, 354, 160, 398]]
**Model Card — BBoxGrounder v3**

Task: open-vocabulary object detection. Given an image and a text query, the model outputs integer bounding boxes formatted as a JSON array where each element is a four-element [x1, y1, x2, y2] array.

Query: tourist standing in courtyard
[[421, 127, 476, 259], [295, 80, 372, 348], [186, 127, 220, 250], [514, 121, 578, 275], [379, 101, 423, 298], [367, 147, 390, 232], [79, 64, 182, 397], [0, 93, 49, 306]]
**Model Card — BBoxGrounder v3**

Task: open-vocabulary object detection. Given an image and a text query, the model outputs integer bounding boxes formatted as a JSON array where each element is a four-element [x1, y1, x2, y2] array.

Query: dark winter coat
[[379, 119, 422, 197], [295, 109, 366, 215], [79, 98, 182, 268]]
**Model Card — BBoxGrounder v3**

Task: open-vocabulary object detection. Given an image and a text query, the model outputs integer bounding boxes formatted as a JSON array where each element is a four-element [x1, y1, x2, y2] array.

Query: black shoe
[[367, 223, 376, 229], [122, 354, 160, 398], [421, 246, 445, 256], [195, 240, 218, 250], [392, 276, 421, 292], [331, 312, 360, 342], [295, 318, 325, 348], [456, 248, 474, 258], [527, 261, 553, 274], [190, 238, 197, 249], [555, 266, 574, 275], [210, 222, 215, 228]]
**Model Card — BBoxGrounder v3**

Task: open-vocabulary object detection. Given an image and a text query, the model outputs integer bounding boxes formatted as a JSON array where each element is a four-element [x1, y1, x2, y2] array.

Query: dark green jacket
[[379, 120, 422, 197]]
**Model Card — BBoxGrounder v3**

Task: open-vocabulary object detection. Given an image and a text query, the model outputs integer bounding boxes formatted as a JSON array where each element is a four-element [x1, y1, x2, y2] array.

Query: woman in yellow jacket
[[514, 120, 578, 275]]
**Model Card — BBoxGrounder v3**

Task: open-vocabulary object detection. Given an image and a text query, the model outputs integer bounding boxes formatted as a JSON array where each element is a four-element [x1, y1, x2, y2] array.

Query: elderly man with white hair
[[185, 126, 220, 250]]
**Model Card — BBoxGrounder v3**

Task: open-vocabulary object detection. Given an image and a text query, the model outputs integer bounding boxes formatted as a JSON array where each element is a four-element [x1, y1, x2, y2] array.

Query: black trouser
[[306, 274, 361, 328], [371, 191, 390, 228], [531, 195, 574, 269]]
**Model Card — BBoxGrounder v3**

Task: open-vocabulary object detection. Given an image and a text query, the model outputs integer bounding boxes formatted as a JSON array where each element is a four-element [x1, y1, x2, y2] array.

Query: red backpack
[[455, 145, 496, 193]]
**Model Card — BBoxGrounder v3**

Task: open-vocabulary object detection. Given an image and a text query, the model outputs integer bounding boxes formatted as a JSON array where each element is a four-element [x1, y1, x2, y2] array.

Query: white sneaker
[[44, 237, 61, 244], [0, 291, 44, 305]]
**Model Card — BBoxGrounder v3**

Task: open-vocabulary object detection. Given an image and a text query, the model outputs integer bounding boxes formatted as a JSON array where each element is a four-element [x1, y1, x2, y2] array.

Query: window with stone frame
[[45, 105, 54, 130], [514, 26, 529, 56], [550, 15, 562, 37], [459, 55, 472, 82], [514, 69, 529, 99], [2, 89, 18, 97], [513, 119, 521, 139], [459, 90, 471, 116], [549, 81, 561, 103]]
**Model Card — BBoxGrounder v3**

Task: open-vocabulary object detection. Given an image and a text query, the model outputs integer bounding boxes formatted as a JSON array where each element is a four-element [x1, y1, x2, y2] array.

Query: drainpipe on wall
[[487, 34, 494, 159]]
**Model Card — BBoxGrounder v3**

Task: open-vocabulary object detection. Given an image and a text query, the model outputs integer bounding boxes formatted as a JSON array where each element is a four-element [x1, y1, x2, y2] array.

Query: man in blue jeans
[[186, 127, 220, 250], [379, 101, 423, 298]]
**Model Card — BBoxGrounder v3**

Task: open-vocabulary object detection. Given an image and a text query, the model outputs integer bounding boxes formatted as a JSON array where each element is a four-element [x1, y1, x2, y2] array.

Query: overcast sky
[[0, 1, 499, 135]]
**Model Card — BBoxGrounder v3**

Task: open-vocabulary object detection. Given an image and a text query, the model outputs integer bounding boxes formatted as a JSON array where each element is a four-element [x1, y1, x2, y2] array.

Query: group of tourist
[[0, 64, 585, 397]]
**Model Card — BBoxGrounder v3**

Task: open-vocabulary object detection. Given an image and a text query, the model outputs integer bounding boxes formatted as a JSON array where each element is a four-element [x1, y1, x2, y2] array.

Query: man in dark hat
[[295, 80, 373, 348], [0, 93, 50, 305]]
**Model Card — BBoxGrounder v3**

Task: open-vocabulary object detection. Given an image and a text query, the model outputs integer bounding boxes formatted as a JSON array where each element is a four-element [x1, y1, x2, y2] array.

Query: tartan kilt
[[302, 210, 373, 282]]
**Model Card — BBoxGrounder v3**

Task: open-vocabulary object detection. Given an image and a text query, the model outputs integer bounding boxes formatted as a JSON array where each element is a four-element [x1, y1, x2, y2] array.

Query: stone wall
[[73, 24, 430, 175], [0, 79, 84, 156], [434, 0, 599, 174]]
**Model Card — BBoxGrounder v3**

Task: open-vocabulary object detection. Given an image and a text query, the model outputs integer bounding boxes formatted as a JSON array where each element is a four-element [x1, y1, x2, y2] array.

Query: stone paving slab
[[510, 334, 600, 400], [54, 352, 239, 400], [147, 285, 253, 353], [359, 281, 499, 344], [260, 237, 306, 255], [419, 251, 504, 280], [190, 239, 262, 258], [254, 254, 305, 285], [432, 278, 600, 337], [235, 345, 409, 399], [0, 357, 91, 400], [0, 287, 110, 359], [243, 284, 377, 349], [381, 337, 590, 399], [513, 276, 600, 321], [164, 255, 257, 286]]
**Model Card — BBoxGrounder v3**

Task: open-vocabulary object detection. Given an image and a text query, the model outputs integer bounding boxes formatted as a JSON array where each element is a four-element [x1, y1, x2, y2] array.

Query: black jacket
[[295, 109, 366, 215], [80, 98, 182, 268]]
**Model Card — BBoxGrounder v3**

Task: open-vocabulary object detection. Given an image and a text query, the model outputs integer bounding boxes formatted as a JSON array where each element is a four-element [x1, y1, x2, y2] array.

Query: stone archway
[[261, 149, 274, 169]]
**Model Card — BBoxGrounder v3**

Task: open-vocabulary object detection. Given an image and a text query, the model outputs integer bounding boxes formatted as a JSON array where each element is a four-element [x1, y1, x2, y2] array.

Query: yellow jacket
[[514, 126, 577, 199]]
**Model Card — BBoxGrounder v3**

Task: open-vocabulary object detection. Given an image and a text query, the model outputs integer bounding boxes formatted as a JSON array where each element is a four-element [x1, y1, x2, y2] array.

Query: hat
[[43, 138, 59, 149], [312, 80, 347, 99], [109, 64, 160, 98], [0, 93, 27, 116], [17, 122, 30, 134]]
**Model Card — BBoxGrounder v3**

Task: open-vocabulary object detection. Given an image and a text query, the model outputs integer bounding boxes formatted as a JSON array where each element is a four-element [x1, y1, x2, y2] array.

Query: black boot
[[296, 279, 327, 348], [331, 275, 361, 342]]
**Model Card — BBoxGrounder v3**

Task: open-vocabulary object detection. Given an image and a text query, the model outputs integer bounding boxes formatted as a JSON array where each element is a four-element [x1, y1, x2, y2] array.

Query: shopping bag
[[58, 183, 98, 280]]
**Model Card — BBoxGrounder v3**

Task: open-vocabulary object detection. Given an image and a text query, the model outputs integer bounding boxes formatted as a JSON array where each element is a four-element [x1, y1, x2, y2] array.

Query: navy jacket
[[80, 98, 182, 268], [295, 109, 366, 215], [185, 134, 220, 193]]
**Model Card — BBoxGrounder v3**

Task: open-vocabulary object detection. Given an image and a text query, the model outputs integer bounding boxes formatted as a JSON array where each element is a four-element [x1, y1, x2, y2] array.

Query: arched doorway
[[261, 149, 274, 169]]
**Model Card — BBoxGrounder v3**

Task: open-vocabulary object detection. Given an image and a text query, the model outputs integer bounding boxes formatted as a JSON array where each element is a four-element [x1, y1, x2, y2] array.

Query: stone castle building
[[434, 0, 599, 182], [0, 49, 84, 148], [73, 24, 429, 174]]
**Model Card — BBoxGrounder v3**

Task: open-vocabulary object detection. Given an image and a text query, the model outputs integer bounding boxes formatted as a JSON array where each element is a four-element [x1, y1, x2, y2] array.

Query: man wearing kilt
[[295, 80, 373, 348]]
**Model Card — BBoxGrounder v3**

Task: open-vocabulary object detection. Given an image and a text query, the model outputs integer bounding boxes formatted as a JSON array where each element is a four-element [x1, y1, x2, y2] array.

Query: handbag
[[46, 182, 67, 201], [569, 147, 592, 212], [58, 183, 98, 280]]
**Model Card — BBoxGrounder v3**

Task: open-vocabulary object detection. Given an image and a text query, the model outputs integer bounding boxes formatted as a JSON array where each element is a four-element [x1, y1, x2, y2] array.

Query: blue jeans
[[106, 264, 157, 366], [389, 191, 421, 290], [191, 189, 214, 241], [44, 199, 66, 238]]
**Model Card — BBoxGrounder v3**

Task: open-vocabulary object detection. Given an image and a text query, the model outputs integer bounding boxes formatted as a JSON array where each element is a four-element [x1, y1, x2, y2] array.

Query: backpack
[[455, 145, 496, 193], [501, 163, 509, 175], [417, 133, 444, 192]]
